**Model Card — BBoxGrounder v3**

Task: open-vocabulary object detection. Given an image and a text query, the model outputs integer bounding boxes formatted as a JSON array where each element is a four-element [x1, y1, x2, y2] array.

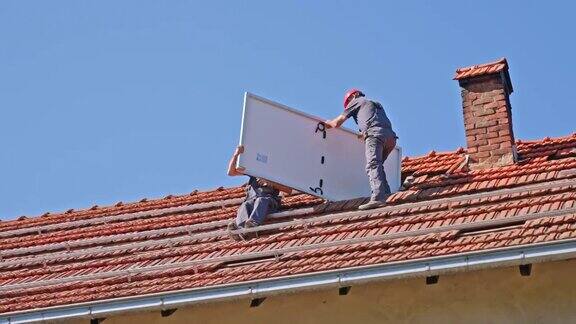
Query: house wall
[[66, 259, 576, 324]]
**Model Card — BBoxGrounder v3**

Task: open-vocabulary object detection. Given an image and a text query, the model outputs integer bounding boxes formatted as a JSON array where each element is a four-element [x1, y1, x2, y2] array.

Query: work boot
[[227, 222, 242, 241], [358, 194, 390, 210], [358, 200, 386, 210], [243, 220, 259, 239]]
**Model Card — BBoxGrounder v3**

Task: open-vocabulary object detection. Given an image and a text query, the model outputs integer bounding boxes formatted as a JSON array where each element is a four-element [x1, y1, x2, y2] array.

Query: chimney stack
[[454, 58, 517, 170]]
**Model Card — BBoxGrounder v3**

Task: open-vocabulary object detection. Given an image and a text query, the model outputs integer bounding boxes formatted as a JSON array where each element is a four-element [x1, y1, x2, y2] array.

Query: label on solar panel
[[237, 92, 402, 201]]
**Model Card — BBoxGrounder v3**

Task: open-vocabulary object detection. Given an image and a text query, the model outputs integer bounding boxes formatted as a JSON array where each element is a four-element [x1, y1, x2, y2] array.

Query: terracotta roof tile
[[453, 58, 509, 80], [0, 133, 575, 314]]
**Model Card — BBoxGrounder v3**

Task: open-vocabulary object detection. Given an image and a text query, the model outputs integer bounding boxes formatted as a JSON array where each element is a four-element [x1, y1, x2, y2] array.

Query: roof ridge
[[516, 132, 576, 145], [0, 185, 244, 226], [403, 132, 575, 163], [402, 148, 466, 162], [0, 197, 246, 240]]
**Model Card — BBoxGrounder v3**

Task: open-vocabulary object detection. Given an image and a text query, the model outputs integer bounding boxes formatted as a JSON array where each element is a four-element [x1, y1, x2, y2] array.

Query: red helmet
[[343, 88, 362, 109]]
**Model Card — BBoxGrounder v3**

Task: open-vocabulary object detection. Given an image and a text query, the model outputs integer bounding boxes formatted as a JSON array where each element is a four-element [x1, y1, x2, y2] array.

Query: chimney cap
[[453, 57, 508, 80], [454, 57, 513, 94]]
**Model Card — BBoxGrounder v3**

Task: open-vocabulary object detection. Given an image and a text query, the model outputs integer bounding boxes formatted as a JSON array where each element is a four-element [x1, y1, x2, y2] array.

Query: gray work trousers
[[365, 136, 397, 201], [235, 196, 278, 227]]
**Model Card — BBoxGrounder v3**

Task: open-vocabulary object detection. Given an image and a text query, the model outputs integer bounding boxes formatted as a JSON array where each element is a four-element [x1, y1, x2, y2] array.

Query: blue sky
[[1, 1, 574, 219]]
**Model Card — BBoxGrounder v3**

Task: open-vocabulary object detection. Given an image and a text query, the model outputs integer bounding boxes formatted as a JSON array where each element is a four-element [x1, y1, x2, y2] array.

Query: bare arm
[[255, 178, 293, 195], [266, 180, 293, 195], [326, 100, 363, 130], [325, 114, 363, 139], [227, 145, 245, 176], [324, 114, 347, 129]]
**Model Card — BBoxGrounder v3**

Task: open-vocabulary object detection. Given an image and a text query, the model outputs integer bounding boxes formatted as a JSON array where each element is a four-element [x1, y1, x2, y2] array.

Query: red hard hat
[[343, 88, 362, 109]]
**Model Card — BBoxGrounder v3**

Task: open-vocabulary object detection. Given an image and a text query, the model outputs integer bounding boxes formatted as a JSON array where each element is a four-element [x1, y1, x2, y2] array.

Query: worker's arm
[[324, 114, 347, 129], [255, 178, 293, 195], [326, 100, 361, 129], [227, 145, 246, 176], [267, 180, 293, 195]]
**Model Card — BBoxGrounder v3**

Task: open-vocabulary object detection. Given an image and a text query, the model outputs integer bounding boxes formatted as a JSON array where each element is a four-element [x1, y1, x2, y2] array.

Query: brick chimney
[[454, 58, 517, 170]]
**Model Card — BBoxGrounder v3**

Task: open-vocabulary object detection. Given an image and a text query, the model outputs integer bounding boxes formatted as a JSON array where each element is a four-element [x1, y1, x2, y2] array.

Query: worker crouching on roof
[[325, 89, 398, 210], [227, 145, 292, 240]]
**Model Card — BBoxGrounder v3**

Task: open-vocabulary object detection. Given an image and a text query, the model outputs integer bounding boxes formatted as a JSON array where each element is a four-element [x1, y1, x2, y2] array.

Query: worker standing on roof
[[227, 145, 292, 240], [325, 89, 397, 210]]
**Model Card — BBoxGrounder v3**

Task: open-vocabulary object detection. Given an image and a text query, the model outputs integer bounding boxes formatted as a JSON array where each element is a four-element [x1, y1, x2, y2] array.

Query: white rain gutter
[[2, 238, 576, 323]]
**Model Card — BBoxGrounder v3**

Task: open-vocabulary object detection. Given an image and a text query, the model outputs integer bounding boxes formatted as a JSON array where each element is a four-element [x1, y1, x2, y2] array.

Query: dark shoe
[[243, 220, 259, 239], [358, 200, 386, 210], [227, 222, 242, 241]]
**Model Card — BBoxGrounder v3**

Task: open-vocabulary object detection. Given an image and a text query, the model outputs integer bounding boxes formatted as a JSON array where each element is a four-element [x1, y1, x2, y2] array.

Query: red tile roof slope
[[0, 133, 575, 314], [453, 57, 509, 80]]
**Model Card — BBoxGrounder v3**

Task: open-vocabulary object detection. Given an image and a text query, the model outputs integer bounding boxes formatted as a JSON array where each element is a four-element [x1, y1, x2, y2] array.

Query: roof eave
[[3, 238, 576, 324]]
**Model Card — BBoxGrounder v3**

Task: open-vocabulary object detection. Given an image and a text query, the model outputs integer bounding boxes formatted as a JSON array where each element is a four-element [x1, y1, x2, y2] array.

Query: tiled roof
[[0, 133, 575, 314], [453, 58, 509, 80]]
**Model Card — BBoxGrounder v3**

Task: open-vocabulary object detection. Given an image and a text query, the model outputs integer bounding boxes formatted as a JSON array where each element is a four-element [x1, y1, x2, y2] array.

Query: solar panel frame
[[237, 92, 401, 201]]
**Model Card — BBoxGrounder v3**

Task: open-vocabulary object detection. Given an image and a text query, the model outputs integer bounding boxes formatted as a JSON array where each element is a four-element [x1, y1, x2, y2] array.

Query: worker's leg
[[378, 136, 398, 197], [235, 199, 255, 227], [247, 197, 278, 225], [365, 136, 387, 201]]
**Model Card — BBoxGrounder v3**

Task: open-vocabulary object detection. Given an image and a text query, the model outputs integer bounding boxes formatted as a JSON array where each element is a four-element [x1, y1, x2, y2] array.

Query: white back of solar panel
[[237, 92, 402, 201]]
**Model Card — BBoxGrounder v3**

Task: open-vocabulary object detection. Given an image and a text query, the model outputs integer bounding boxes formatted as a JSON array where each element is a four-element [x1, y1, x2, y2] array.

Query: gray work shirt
[[343, 97, 397, 139], [246, 176, 280, 202]]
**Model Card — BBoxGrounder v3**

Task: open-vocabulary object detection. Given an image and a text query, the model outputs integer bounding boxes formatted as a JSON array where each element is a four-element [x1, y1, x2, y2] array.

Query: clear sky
[[1, 1, 574, 219]]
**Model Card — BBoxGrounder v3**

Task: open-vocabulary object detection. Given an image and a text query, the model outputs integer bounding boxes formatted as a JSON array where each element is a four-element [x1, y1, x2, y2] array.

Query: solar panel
[[237, 92, 402, 201]]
